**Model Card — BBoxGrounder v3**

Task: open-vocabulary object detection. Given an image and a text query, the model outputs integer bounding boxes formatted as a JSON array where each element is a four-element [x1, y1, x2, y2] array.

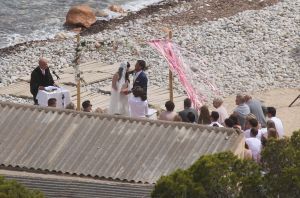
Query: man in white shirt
[[213, 97, 228, 125], [128, 86, 149, 118], [209, 111, 223, 127], [245, 128, 262, 162], [267, 107, 284, 138]]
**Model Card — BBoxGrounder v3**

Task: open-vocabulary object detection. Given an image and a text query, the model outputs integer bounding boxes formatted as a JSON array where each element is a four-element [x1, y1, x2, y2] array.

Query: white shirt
[[271, 117, 284, 138], [216, 105, 228, 124], [245, 138, 262, 162], [209, 122, 223, 127], [40, 68, 45, 75], [128, 96, 148, 118], [244, 129, 262, 140]]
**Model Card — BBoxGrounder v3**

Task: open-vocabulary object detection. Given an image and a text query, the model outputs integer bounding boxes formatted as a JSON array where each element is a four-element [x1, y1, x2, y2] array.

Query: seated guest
[[179, 98, 198, 123], [233, 94, 250, 130], [261, 128, 279, 148], [209, 111, 223, 127], [267, 128, 279, 139], [244, 143, 253, 160], [65, 102, 76, 110], [128, 86, 148, 118], [159, 101, 178, 121], [224, 118, 234, 128], [261, 120, 276, 136], [30, 58, 55, 105], [213, 97, 228, 125], [82, 100, 92, 112], [47, 98, 57, 107], [244, 95, 267, 127], [245, 128, 262, 162], [229, 114, 242, 130], [173, 114, 183, 122], [267, 107, 284, 138], [198, 105, 211, 125], [187, 112, 196, 123], [244, 117, 262, 140]]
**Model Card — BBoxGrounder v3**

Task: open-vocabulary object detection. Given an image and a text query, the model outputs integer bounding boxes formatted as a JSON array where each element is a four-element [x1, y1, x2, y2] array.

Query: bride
[[108, 62, 130, 115]]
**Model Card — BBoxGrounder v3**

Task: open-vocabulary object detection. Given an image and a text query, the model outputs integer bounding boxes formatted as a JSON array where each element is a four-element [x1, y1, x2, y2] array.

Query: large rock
[[108, 5, 125, 13], [66, 5, 96, 28]]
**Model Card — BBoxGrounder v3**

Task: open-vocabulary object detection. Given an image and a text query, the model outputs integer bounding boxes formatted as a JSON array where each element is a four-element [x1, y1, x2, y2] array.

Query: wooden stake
[[76, 34, 81, 111]]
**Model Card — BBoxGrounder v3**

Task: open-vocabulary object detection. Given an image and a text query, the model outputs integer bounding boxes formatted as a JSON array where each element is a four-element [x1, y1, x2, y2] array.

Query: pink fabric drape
[[148, 39, 219, 109]]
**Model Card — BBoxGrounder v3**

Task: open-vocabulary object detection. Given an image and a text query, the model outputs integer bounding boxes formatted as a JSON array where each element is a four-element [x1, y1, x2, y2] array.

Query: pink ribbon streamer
[[148, 39, 219, 109]]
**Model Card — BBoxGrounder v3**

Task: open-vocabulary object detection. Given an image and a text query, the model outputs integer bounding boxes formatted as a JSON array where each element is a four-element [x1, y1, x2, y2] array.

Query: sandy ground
[[222, 88, 300, 136]]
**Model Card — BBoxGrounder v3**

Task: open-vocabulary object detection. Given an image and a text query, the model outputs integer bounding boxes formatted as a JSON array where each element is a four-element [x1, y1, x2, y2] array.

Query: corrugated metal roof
[[0, 170, 152, 198], [0, 101, 244, 184]]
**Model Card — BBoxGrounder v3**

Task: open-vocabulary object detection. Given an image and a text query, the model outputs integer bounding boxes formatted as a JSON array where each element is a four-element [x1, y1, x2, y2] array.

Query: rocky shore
[[0, 0, 299, 104]]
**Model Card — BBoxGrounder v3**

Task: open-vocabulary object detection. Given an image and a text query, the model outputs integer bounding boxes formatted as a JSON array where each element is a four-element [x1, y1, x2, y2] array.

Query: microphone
[[52, 71, 60, 80]]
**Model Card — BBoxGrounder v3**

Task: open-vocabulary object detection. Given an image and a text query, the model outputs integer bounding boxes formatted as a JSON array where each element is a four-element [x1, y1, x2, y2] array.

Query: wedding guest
[[244, 143, 253, 160], [179, 98, 198, 123], [244, 113, 257, 133], [30, 58, 55, 105], [229, 114, 242, 130], [261, 128, 279, 148], [245, 128, 262, 162], [198, 105, 211, 125], [212, 97, 228, 124], [244, 95, 266, 127], [128, 86, 148, 118], [47, 98, 57, 108], [173, 114, 183, 122], [233, 94, 250, 130], [244, 118, 262, 140], [82, 100, 92, 112], [187, 112, 196, 123], [65, 102, 76, 110], [267, 107, 284, 138], [159, 101, 178, 121], [209, 111, 223, 127], [224, 118, 234, 128], [260, 120, 276, 136]]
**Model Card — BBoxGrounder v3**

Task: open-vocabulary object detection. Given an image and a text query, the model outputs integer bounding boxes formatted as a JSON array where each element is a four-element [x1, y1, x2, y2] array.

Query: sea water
[[0, 0, 162, 49]]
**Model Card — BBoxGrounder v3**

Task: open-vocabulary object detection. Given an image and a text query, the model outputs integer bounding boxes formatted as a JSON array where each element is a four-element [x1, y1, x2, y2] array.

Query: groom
[[132, 60, 148, 96]]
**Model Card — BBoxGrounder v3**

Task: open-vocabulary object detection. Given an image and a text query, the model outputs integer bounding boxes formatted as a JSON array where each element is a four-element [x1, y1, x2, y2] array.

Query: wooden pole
[[76, 34, 81, 111], [168, 30, 174, 102]]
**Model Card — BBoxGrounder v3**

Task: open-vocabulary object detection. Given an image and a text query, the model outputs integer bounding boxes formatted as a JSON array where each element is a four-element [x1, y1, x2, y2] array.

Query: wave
[[0, 0, 163, 49]]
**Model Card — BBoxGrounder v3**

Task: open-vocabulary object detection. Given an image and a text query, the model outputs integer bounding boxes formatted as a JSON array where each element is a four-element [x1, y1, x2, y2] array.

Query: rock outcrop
[[66, 5, 96, 28]]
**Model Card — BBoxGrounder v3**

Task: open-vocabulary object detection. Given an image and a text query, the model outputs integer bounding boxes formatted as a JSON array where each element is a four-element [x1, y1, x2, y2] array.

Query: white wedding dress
[[108, 63, 129, 115]]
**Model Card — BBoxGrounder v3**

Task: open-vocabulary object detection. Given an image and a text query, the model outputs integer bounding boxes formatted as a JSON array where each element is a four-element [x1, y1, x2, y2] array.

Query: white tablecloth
[[36, 87, 71, 108]]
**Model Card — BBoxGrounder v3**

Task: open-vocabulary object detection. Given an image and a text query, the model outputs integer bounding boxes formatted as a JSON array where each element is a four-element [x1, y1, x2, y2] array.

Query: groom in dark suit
[[133, 60, 148, 96]]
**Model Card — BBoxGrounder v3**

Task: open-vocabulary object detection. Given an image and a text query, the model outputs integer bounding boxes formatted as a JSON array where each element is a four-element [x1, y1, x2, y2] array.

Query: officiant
[[30, 58, 55, 105]]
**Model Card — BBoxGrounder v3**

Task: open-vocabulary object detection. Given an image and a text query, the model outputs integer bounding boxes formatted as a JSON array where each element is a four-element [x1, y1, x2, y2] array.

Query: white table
[[36, 87, 71, 108]]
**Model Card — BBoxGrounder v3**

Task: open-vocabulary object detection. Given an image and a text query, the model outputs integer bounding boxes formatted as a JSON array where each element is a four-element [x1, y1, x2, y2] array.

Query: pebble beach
[[0, 0, 299, 104]]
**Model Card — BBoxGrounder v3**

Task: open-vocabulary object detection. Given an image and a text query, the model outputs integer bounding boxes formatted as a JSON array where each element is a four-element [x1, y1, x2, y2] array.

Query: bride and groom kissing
[[108, 60, 148, 116]]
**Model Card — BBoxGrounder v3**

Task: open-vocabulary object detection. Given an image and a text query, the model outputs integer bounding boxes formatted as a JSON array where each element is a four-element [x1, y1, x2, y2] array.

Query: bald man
[[30, 58, 55, 105]]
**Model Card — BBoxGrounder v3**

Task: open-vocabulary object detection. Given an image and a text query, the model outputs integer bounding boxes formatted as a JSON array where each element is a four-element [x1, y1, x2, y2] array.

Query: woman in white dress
[[108, 63, 130, 115]]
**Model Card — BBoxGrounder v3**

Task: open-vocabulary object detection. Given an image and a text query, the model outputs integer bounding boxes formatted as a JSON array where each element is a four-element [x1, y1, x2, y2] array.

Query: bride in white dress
[[108, 63, 130, 115]]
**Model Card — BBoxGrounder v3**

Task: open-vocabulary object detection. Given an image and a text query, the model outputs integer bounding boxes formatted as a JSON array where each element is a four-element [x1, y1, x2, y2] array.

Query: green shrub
[[261, 129, 300, 197], [152, 129, 300, 198], [0, 176, 44, 198]]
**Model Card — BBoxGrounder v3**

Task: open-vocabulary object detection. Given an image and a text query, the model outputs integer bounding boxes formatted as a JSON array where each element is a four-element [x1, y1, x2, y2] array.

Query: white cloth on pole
[[36, 87, 71, 108]]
